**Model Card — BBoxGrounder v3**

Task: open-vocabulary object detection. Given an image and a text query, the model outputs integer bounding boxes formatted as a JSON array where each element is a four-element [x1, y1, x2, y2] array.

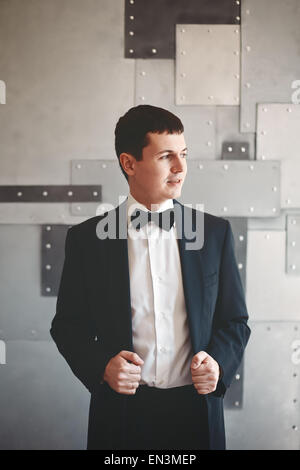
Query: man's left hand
[[191, 351, 220, 395]]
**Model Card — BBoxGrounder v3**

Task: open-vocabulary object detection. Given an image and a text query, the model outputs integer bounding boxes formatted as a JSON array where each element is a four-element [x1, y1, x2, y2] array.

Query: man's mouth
[[167, 179, 182, 185]]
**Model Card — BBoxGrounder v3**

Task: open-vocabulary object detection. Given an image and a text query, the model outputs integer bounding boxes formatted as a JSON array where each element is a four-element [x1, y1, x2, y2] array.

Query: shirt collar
[[126, 192, 175, 227]]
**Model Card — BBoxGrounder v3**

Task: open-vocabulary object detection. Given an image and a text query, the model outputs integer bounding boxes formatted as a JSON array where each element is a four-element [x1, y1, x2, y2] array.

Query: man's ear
[[119, 152, 136, 178]]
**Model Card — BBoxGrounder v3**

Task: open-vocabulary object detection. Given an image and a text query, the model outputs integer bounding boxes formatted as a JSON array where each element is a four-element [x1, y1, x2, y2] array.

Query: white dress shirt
[[127, 192, 194, 389]]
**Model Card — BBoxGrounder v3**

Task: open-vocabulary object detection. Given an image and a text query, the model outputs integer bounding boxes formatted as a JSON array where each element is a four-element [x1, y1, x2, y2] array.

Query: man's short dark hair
[[114, 105, 184, 181]]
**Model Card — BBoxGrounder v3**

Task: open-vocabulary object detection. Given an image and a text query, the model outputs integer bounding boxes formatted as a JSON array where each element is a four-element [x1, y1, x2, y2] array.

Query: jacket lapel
[[174, 199, 205, 354]]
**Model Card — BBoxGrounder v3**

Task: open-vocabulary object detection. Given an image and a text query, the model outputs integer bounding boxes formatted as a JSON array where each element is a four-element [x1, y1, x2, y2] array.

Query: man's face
[[128, 131, 187, 208]]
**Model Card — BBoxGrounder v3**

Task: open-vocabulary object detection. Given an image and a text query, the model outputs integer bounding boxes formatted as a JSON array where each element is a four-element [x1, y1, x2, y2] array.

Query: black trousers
[[118, 384, 209, 450]]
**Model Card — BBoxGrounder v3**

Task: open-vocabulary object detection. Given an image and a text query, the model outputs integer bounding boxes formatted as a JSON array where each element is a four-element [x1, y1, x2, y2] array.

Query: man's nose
[[171, 154, 186, 173]]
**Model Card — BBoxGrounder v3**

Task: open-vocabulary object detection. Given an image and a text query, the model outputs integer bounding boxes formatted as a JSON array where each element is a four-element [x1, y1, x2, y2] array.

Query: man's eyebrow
[[155, 147, 188, 155]]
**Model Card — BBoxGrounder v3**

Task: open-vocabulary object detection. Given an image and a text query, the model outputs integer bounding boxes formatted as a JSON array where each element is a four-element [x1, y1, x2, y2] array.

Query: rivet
[[235, 97, 239, 102], [140, 96, 145, 101], [206, 141, 212, 147], [140, 71, 146, 76], [261, 155, 266, 160], [292, 219, 297, 225], [129, 31, 134, 36], [234, 74, 239, 79], [236, 1, 240, 4], [223, 164, 229, 170], [261, 130, 267, 135], [129, 0, 134, 4], [245, 82, 251, 88], [31, 329, 37, 336], [77, 206, 81, 211], [249, 207, 254, 212], [245, 122, 250, 128], [152, 48, 157, 54], [246, 9, 250, 15], [272, 186, 277, 192], [180, 95, 185, 101], [198, 164, 204, 170], [239, 235, 244, 241], [291, 265, 297, 271], [76, 163, 81, 169], [45, 265, 51, 270], [42, 191, 48, 196], [46, 226, 51, 231], [265, 234, 270, 240], [267, 326, 271, 331], [180, 72, 186, 78], [236, 16, 240, 21], [238, 263, 243, 270], [93, 191, 98, 197], [249, 164, 254, 170], [234, 401, 240, 407], [45, 243, 51, 249], [235, 374, 240, 380], [286, 199, 291, 204], [46, 287, 51, 292], [293, 398, 298, 403], [102, 163, 107, 168], [208, 95, 214, 100], [241, 147, 246, 153], [287, 107, 292, 113], [181, 50, 186, 55], [17, 191, 22, 197], [246, 45, 251, 52], [129, 15, 134, 20], [235, 29, 239, 34], [181, 28, 186, 33], [228, 146, 233, 152], [207, 120, 213, 126], [129, 49, 134, 54], [223, 207, 228, 212], [291, 241, 296, 247], [67, 191, 73, 196], [234, 50, 239, 55], [292, 425, 298, 431], [293, 373, 297, 377], [263, 107, 268, 112], [272, 208, 277, 213]]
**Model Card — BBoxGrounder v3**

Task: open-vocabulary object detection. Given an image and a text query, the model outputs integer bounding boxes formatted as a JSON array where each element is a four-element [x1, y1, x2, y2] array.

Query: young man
[[50, 105, 250, 450]]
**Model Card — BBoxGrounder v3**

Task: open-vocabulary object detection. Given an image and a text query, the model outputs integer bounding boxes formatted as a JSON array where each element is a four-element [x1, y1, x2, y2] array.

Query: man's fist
[[103, 350, 144, 395], [190, 351, 220, 395]]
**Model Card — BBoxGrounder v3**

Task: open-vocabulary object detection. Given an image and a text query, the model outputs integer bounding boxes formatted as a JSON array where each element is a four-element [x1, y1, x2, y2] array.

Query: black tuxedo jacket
[[50, 198, 250, 450]]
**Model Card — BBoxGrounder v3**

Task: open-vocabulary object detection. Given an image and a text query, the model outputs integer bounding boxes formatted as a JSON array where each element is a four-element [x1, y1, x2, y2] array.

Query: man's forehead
[[146, 131, 186, 148]]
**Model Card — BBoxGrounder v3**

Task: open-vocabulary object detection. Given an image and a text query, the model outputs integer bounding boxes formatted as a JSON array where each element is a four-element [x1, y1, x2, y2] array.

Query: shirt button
[[160, 346, 167, 353]]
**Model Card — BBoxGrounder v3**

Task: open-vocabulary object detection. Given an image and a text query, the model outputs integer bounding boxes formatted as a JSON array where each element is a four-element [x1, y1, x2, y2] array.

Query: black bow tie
[[130, 208, 175, 231]]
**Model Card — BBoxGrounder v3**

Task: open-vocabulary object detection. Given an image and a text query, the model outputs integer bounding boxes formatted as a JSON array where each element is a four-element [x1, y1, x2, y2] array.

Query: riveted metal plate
[[0, 185, 101, 202], [216, 107, 255, 160], [226, 217, 248, 292], [125, 0, 240, 59], [256, 104, 300, 208], [246, 231, 300, 321], [225, 321, 300, 450], [71, 160, 128, 216], [240, 0, 300, 132], [222, 142, 250, 160], [224, 361, 244, 410], [41, 224, 72, 297], [135, 59, 216, 160], [0, 340, 89, 449], [180, 160, 280, 217], [176, 25, 240, 105], [0, 225, 58, 341], [286, 215, 300, 276]]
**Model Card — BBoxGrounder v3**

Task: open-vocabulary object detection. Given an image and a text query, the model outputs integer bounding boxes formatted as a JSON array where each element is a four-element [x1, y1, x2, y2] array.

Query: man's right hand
[[103, 350, 144, 395]]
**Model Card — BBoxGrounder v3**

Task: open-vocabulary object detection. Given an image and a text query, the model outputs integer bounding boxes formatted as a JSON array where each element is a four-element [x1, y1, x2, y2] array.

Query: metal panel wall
[[1, 0, 300, 451]]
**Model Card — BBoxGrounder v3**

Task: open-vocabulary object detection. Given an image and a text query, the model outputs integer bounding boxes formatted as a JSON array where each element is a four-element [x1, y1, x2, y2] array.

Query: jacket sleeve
[[50, 227, 112, 394], [207, 220, 251, 397]]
